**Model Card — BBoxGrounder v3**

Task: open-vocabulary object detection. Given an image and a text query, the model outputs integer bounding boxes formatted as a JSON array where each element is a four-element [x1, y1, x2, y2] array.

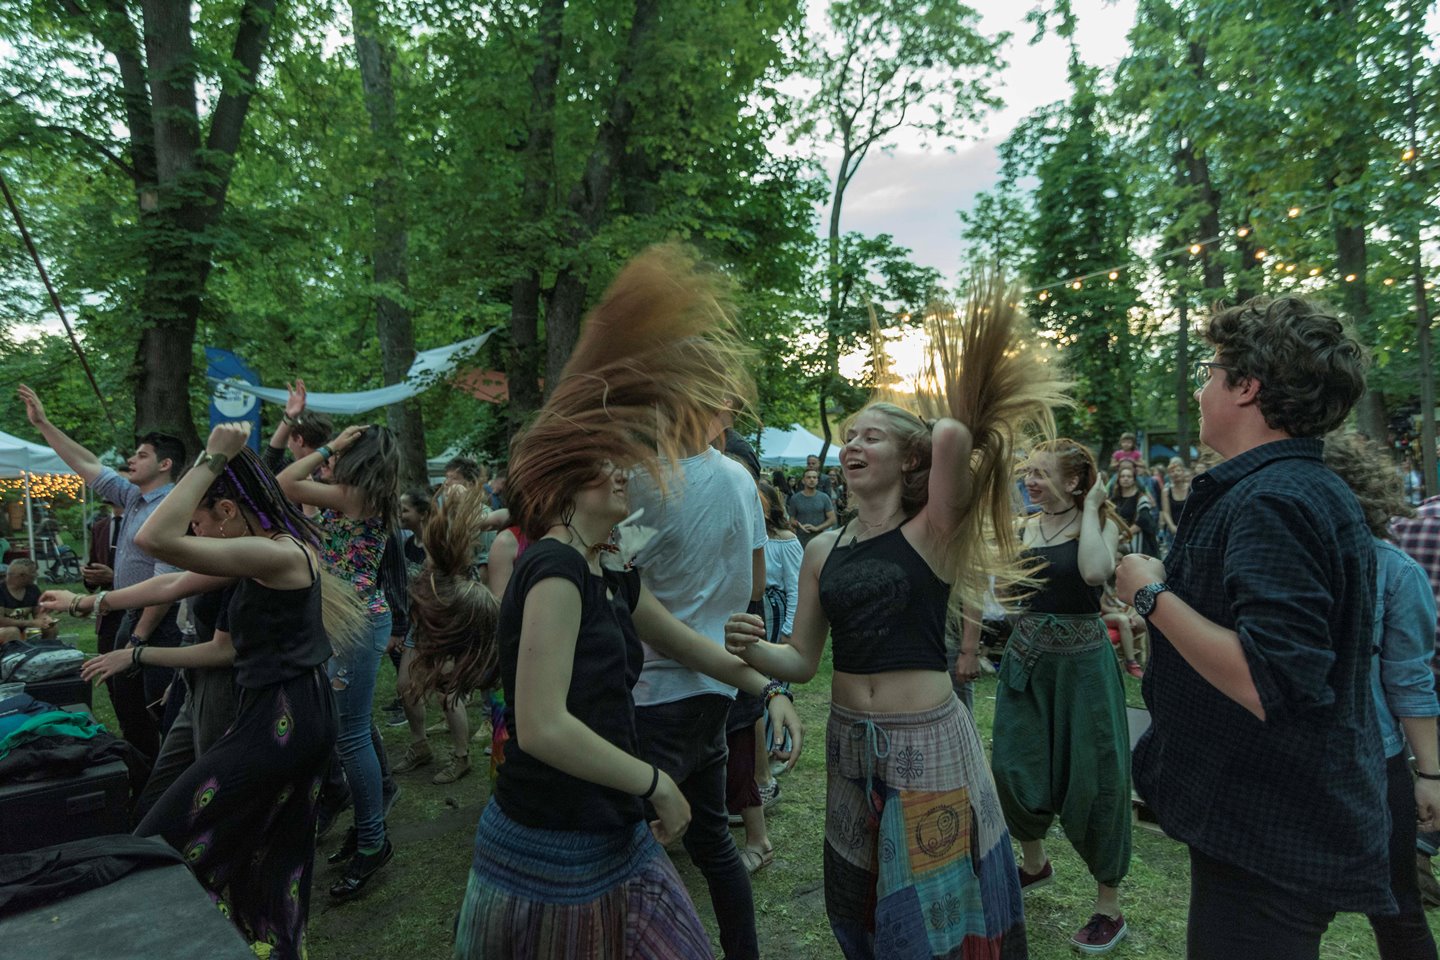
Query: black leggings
[[1368, 752, 1440, 960], [1187, 846, 1336, 960]]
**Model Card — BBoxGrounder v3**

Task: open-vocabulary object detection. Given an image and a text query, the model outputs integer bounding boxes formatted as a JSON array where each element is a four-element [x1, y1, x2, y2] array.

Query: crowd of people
[[3, 245, 1437, 960]]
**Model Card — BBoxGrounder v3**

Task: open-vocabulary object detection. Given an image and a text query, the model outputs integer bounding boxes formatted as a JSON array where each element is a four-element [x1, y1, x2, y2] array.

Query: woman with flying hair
[[724, 281, 1062, 960], [278, 423, 402, 898], [408, 245, 802, 960], [1323, 432, 1440, 959], [65, 425, 367, 959], [998, 438, 1133, 954]]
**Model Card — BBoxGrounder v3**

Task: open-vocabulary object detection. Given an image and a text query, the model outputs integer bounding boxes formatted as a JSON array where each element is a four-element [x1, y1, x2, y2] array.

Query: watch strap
[[193, 451, 229, 475]]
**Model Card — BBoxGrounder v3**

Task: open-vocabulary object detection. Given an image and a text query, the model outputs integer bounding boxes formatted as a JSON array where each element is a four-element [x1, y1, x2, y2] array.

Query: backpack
[[0, 639, 87, 683]]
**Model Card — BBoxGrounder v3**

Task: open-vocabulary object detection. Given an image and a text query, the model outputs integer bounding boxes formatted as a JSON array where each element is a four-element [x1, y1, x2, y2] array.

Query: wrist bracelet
[[283, 412, 301, 427], [762, 678, 793, 704], [130, 644, 143, 671], [315, 445, 333, 461], [640, 764, 660, 800], [1417, 769, 1440, 782]]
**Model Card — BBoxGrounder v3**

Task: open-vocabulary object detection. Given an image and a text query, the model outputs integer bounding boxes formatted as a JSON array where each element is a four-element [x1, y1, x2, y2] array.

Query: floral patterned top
[[316, 509, 389, 615]]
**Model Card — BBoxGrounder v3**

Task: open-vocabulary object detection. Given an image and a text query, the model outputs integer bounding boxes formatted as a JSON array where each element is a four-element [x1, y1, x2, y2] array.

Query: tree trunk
[[1416, 248, 1437, 498], [1333, 212, 1385, 439], [542, 0, 662, 392], [351, 0, 427, 489], [124, 0, 277, 453], [817, 157, 855, 464], [1175, 295, 1191, 462]]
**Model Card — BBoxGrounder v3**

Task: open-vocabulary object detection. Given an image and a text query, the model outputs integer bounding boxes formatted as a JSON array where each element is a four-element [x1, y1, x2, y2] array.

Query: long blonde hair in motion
[[868, 274, 1071, 619]]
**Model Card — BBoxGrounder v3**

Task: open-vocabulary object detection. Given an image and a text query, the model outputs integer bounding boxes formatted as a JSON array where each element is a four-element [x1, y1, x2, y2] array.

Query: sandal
[[739, 845, 774, 875]]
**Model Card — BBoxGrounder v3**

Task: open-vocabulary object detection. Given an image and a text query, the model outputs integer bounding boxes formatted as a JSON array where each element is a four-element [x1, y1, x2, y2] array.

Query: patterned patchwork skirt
[[135, 666, 336, 960], [454, 801, 713, 959], [825, 696, 1026, 960]]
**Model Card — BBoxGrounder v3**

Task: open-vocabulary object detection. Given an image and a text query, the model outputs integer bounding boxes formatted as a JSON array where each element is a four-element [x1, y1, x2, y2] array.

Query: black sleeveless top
[[818, 525, 949, 674], [1021, 537, 1101, 615], [225, 539, 333, 690]]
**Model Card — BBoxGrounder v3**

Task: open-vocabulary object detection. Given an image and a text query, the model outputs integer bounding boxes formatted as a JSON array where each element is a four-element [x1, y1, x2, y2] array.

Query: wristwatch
[[193, 451, 229, 475], [1133, 582, 1171, 619]]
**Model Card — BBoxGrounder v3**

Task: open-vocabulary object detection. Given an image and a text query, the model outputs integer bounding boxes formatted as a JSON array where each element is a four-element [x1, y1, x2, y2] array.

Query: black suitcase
[[2, 861, 253, 958], [22, 671, 92, 708], [0, 757, 130, 854]]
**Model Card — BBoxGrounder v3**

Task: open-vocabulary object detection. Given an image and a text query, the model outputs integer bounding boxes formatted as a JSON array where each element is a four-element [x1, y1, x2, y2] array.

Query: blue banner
[[205, 347, 262, 452]]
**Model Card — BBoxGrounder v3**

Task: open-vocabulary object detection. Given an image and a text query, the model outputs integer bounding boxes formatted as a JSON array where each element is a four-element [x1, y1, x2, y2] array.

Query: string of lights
[[0, 473, 85, 504]]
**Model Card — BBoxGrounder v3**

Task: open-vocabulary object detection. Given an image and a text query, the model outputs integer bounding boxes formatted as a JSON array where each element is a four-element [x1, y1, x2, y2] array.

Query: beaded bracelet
[[762, 678, 792, 704]]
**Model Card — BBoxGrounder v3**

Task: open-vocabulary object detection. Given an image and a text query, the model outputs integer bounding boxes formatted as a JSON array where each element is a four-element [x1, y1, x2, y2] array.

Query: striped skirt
[[455, 801, 713, 960], [825, 696, 1027, 960]]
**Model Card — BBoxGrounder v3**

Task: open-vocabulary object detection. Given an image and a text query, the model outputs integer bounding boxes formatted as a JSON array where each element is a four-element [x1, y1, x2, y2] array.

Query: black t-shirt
[[493, 539, 645, 831], [1, 582, 41, 622]]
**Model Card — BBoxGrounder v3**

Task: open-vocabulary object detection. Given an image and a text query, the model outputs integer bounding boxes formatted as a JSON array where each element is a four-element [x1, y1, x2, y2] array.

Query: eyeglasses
[[1194, 361, 1235, 388]]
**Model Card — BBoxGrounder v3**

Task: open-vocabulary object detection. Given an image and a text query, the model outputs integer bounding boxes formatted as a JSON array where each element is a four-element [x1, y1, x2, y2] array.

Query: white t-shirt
[[629, 448, 767, 706]]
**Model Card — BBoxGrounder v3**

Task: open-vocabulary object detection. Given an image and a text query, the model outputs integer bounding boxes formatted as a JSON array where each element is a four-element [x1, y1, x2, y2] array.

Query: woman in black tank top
[[62, 427, 367, 960], [993, 438, 1135, 953], [724, 291, 1065, 960]]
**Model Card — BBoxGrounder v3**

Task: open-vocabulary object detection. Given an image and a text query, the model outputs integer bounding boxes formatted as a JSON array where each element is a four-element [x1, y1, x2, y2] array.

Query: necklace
[[1041, 504, 1077, 516], [848, 507, 904, 546], [1035, 511, 1079, 546]]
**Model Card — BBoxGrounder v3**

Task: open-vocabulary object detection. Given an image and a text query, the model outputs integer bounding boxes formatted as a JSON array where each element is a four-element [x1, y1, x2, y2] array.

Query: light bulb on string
[[1070, 280, 1082, 290], [1284, 263, 1297, 272], [1345, 274, 1357, 283], [1254, 248, 1267, 260], [1188, 243, 1203, 255], [1237, 227, 1251, 238], [1426, 282, 1436, 291], [1037, 290, 1049, 301], [1287, 207, 1302, 218], [1108, 271, 1119, 281], [1309, 268, 1321, 277], [1384, 278, 1396, 286], [1402, 147, 1417, 162]]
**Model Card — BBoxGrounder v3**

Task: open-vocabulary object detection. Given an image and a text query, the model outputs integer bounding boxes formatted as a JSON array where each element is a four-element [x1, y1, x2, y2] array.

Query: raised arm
[[133, 424, 314, 588], [917, 418, 975, 544], [276, 424, 368, 513], [1077, 479, 1119, 586], [17, 385, 105, 483], [41, 571, 234, 617]]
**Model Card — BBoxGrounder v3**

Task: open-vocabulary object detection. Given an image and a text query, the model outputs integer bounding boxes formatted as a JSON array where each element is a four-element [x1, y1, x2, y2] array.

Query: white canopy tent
[[755, 424, 842, 469], [0, 428, 81, 564]]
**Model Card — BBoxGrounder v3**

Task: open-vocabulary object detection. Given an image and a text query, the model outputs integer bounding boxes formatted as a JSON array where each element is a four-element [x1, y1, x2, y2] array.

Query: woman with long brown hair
[[724, 282, 1061, 959], [408, 246, 802, 959], [996, 438, 1132, 953]]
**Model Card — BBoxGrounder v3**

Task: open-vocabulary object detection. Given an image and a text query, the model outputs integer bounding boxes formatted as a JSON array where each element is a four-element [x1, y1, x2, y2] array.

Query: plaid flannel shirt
[[1136, 438, 1392, 913], [1392, 495, 1440, 682]]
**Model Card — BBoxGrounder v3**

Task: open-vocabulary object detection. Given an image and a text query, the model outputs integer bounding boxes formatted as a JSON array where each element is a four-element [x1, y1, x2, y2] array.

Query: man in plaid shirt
[[1394, 495, 1440, 905], [1116, 297, 1389, 959]]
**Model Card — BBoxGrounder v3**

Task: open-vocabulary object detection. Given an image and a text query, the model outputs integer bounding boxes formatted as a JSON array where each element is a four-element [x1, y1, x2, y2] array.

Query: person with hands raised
[[88, 421, 368, 959], [262, 378, 334, 481], [17, 384, 186, 757], [724, 287, 1059, 960], [278, 421, 402, 899], [992, 440, 1133, 954]]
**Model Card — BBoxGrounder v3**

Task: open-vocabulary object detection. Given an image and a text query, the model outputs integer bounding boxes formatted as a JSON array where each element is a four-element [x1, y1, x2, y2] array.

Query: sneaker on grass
[[1070, 913, 1127, 955]]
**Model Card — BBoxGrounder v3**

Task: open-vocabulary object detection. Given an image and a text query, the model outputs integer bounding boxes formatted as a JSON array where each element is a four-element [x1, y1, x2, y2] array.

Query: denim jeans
[[636, 694, 758, 960], [328, 610, 391, 850]]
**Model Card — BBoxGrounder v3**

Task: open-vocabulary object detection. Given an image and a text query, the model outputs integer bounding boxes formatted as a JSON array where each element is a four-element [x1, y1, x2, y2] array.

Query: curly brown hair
[[1322, 432, 1414, 539], [1205, 296, 1368, 438]]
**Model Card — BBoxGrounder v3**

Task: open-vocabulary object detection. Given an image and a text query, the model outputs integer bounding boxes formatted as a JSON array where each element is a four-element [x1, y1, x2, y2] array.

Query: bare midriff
[[831, 668, 954, 715]]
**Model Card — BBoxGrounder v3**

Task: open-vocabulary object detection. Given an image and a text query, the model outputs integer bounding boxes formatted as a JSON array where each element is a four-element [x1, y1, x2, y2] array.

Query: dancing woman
[[87, 426, 365, 958], [725, 283, 1061, 959], [278, 423, 401, 897], [996, 439, 1132, 953], [406, 246, 802, 959]]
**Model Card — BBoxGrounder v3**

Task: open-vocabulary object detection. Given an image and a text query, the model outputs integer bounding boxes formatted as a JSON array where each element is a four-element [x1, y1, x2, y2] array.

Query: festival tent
[[756, 424, 842, 468], [0, 427, 79, 562]]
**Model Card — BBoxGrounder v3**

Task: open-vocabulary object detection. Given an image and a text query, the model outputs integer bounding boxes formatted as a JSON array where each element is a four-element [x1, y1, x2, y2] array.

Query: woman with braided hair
[[65, 424, 367, 959], [724, 281, 1061, 960], [996, 438, 1132, 954], [408, 245, 801, 959]]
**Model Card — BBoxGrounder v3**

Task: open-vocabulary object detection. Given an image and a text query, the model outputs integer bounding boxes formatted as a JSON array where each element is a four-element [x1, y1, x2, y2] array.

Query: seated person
[[0, 558, 57, 643], [1102, 580, 1146, 678]]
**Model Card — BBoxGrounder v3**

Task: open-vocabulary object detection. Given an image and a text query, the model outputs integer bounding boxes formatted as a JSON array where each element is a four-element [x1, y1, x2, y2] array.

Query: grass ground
[[49, 599, 1428, 959]]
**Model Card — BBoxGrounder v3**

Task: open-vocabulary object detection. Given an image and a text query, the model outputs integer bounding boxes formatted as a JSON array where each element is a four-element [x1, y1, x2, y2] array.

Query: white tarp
[[206, 329, 498, 415], [756, 424, 842, 468], [0, 428, 74, 478]]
